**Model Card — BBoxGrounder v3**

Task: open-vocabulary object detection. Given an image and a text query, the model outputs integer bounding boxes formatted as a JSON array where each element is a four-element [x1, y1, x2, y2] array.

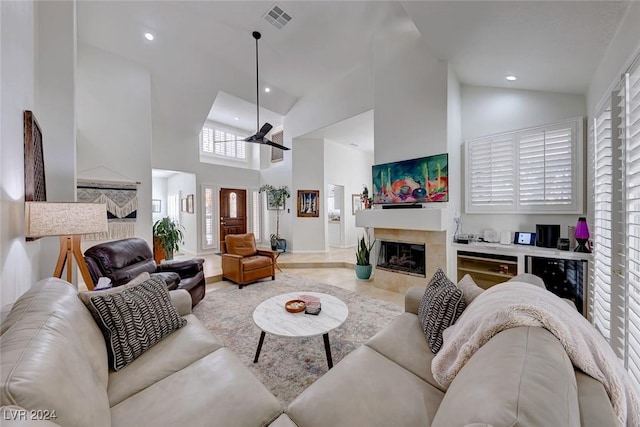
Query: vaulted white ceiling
[[77, 1, 630, 146]]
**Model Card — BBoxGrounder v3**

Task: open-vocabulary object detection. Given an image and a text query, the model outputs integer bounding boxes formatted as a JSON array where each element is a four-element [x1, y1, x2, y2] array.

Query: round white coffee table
[[252, 292, 348, 369]]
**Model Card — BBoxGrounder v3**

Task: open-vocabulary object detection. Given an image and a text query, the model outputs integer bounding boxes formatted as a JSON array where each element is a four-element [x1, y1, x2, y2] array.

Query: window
[[251, 189, 261, 242], [590, 55, 640, 387], [200, 124, 246, 160], [203, 186, 216, 249], [167, 194, 180, 222], [466, 118, 583, 213]]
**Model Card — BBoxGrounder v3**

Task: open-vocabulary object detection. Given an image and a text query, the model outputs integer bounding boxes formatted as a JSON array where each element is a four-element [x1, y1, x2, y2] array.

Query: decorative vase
[[355, 264, 373, 280]]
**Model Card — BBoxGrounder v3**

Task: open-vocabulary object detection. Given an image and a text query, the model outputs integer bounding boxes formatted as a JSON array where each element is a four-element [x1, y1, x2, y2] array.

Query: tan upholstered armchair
[[221, 233, 276, 289]]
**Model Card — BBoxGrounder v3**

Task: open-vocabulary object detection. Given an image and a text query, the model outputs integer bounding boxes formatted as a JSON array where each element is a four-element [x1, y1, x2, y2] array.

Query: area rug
[[192, 274, 402, 406]]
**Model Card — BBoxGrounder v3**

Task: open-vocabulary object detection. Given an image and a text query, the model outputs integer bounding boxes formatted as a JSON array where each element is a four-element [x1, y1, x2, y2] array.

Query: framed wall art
[[297, 190, 320, 217], [152, 199, 161, 213], [186, 194, 194, 213], [352, 194, 362, 215], [181, 198, 187, 212]]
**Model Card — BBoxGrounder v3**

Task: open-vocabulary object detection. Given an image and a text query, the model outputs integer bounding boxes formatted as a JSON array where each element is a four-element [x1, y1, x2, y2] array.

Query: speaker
[[535, 224, 560, 248]]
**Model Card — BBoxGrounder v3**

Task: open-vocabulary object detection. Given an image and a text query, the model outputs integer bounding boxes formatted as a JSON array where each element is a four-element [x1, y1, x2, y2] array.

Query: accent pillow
[[457, 274, 484, 305], [418, 268, 466, 353], [78, 275, 186, 371]]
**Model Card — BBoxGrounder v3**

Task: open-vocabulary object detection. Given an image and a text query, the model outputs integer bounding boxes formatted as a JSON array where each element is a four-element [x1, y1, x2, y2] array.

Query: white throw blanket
[[432, 281, 640, 427]]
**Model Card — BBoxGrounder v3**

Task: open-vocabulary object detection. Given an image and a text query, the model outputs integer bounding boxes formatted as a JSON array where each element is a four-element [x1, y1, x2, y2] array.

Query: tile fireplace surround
[[372, 228, 446, 295]]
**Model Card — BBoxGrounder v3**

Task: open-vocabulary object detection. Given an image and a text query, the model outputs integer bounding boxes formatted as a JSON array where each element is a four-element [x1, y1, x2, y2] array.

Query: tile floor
[[182, 248, 405, 307]]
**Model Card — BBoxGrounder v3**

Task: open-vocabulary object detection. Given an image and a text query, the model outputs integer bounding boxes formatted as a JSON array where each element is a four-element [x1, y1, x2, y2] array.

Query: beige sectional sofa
[[272, 283, 618, 427], [1, 276, 618, 427], [0, 278, 282, 427]]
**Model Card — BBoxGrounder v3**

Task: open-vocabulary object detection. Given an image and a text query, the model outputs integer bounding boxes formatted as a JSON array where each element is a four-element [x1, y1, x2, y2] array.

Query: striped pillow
[[418, 268, 466, 353], [79, 276, 186, 371]]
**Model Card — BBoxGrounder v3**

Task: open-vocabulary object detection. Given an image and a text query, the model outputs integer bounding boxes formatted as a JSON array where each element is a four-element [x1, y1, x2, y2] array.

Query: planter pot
[[355, 264, 373, 280]]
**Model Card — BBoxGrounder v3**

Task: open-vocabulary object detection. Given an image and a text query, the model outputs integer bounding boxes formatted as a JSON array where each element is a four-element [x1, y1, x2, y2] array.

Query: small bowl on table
[[285, 299, 306, 313]]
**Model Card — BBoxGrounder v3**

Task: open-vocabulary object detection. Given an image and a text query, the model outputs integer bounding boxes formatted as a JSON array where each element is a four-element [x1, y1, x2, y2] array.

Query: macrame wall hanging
[[77, 179, 138, 240]]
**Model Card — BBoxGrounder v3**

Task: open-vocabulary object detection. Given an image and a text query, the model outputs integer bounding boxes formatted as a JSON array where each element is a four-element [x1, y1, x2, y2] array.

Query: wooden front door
[[220, 188, 247, 244]]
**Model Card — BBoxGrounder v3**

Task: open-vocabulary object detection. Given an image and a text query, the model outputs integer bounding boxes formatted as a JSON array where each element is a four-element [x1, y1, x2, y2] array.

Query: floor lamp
[[25, 202, 108, 290]]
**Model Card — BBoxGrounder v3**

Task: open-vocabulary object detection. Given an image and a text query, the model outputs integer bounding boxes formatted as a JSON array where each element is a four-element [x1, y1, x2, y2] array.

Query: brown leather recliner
[[221, 233, 275, 289], [84, 238, 206, 306]]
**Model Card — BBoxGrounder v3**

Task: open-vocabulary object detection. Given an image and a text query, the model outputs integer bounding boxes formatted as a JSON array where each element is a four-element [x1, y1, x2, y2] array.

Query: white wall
[[35, 0, 77, 279], [587, 1, 640, 115], [446, 66, 462, 277], [152, 176, 167, 224], [76, 43, 153, 245], [460, 85, 586, 239], [373, 24, 449, 164], [292, 138, 326, 252], [1, 0, 39, 304], [167, 172, 197, 255], [324, 140, 374, 249], [1, 0, 77, 304]]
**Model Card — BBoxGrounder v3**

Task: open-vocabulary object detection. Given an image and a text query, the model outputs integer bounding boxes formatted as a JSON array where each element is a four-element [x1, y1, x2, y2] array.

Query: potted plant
[[259, 184, 291, 251], [355, 232, 376, 280], [153, 217, 184, 261]]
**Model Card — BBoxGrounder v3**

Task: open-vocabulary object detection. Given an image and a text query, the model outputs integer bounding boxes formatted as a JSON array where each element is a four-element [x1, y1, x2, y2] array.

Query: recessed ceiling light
[[505, 75, 517, 81], [264, 87, 271, 93], [234, 117, 239, 121], [144, 32, 154, 41]]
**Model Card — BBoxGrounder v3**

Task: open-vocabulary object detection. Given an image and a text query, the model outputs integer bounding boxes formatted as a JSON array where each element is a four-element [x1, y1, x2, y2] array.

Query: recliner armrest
[[156, 258, 204, 278], [221, 253, 243, 260]]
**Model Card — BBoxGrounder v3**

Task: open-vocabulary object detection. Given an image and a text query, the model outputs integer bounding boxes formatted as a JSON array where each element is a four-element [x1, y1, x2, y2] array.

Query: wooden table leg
[[323, 333, 333, 369], [254, 331, 266, 363]]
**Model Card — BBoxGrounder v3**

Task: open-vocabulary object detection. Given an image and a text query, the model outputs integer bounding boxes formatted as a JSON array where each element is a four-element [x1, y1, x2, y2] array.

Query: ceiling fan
[[217, 31, 289, 151]]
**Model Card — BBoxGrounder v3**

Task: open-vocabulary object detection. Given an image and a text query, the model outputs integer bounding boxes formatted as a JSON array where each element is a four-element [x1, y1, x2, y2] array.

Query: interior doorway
[[327, 184, 344, 248], [219, 188, 247, 243]]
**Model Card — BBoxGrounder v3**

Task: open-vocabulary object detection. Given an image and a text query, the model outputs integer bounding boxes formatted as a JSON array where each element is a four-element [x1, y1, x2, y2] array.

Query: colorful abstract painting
[[372, 153, 448, 204]]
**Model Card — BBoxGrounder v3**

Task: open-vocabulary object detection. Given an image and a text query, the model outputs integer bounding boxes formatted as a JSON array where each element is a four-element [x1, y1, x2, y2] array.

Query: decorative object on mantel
[[297, 189, 320, 217], [152, 217, 184, 261], [355, 231, 376, 280], [574, 217, 591, 253], [259, 184, 291, 251], [24, 202, 108, 289], [77, 179, 138, 240], [24, 111, 47, 241], [360, 185, 372, 209]]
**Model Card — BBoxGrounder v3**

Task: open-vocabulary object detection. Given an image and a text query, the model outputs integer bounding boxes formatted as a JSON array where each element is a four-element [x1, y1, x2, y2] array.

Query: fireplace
[[377, 240, 426, 277]]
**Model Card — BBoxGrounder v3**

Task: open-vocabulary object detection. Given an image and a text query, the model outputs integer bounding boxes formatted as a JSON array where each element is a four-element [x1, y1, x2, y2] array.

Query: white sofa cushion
[[107, 313, 224, 406], [110, 348, 282, 427], [1, 278, 111, 427]]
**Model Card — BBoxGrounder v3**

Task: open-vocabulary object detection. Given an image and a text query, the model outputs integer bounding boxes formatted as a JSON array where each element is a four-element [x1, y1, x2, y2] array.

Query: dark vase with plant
[[355, 232, 376, 280], [259, 184, 291, 251], [153, 217, 184, 261]]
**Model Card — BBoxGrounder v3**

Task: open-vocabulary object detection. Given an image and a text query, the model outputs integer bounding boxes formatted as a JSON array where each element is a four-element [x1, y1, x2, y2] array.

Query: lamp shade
[[574, 217, 590, 240], [25, 202, 108, 237]]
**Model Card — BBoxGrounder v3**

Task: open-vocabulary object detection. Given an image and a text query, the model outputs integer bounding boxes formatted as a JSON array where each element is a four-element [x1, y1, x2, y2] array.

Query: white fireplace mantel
[[355, 207, 446, 231]]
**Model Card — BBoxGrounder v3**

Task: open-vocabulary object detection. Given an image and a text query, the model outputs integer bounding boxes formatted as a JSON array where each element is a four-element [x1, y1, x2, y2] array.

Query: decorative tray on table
[[284, 300, 306, 313]]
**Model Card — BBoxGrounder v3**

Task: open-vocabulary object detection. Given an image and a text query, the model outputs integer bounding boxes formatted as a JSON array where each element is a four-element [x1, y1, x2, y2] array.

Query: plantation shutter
[[466, 134, 515, 210], [201, 126, 214, 153], [623, 60, 640, 385], [518, 123, 575, 207], [592, 102, 613, 340], [251, 189, 261, 242]]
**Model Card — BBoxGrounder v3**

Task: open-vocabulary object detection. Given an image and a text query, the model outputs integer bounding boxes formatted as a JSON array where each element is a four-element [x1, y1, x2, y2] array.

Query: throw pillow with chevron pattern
[[79, 275, 187, 371], [418, 268, 466, 353]]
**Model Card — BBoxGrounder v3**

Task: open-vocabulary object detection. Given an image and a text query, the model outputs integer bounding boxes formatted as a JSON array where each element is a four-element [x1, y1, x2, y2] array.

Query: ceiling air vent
[[263, 4, 292, 30]]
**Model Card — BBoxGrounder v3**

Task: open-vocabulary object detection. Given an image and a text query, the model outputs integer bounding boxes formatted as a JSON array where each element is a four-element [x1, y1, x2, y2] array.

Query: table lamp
[[25, 202, 108, 289], [574, 217, 591, 253]]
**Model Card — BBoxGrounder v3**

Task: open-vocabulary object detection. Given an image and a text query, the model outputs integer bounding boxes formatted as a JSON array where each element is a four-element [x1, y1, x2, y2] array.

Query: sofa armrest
[[169, 289, 192, 316], [405, 286, 426, 314]]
